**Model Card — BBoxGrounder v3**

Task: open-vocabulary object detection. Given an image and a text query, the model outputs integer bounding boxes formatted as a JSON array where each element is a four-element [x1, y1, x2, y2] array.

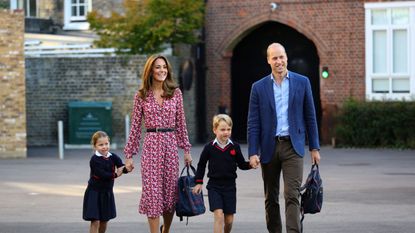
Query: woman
[[124, 55, 192, 233]]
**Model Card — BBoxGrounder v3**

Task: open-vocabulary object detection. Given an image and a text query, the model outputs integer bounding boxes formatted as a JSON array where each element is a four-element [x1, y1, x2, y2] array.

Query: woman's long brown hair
[[138, 55, 178, 100]]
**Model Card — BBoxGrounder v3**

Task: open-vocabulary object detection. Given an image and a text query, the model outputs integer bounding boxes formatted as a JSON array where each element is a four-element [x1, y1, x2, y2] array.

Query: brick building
[[0, 9, 26, 158], [202, 0, 415, 143], [3, 0, 414, 152], [4, 1, 197, 150]]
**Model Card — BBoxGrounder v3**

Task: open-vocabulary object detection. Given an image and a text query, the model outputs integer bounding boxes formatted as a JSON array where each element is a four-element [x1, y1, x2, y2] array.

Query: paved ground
[[1, 145, 415, 233]]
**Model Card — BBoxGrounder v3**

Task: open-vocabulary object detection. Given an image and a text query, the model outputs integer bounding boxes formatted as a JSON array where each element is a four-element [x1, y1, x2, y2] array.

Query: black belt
[[276, 135, 290, 142], [146, 128, 175, 133]]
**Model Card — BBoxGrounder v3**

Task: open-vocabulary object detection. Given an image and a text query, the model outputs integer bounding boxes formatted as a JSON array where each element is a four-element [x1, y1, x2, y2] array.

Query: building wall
[[34, 0, 123, 27], [37, 0, 63, 25], [0, 9, 26, 158], [205, 0, 396, 143], [93, 0, 124, 16], [25, 55, 197, 147]]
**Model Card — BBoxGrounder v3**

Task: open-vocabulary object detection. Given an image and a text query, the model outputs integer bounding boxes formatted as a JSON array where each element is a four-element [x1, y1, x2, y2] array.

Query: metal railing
[[24, 43, 122, 57]]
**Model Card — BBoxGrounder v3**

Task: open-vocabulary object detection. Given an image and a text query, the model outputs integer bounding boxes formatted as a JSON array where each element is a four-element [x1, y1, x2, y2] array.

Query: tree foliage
[[87, 0, 205, 54]]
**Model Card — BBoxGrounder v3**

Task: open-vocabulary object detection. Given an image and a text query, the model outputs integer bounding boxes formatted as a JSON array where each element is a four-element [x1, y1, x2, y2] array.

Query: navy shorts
[[206, 183, 237, 214]]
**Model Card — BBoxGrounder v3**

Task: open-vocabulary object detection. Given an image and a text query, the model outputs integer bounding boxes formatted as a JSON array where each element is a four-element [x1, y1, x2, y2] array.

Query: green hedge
[[335, 99, 415, 149], [0, 2, 9, 9]]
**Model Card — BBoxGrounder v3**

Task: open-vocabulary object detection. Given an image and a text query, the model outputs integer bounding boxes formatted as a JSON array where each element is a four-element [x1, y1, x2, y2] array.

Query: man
[[247, 43, 321, 233]]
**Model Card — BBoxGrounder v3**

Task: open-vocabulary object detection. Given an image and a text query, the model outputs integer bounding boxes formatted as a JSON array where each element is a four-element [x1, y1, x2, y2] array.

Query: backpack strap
[[299, 164, 319, 233], [179, 164, 197, 177]]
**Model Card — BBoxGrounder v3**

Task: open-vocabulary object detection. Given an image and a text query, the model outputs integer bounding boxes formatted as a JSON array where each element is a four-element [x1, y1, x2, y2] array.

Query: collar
[[95, 151, 112, 157], [270, 71, 290, 81], [212, 138, 233, 147]]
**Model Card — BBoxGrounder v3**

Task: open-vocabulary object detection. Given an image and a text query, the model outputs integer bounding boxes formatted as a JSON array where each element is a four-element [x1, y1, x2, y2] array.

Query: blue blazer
[[247, 71, 320, 164]]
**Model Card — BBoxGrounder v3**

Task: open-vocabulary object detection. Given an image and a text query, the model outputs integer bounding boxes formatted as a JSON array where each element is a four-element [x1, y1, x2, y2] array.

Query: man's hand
[[310, 150, 321, 165], [249, 155, 260, 169]]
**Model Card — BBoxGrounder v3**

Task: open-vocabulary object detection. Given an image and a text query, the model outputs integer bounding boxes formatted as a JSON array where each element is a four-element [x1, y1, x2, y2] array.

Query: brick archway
[[207, 15, 327, 141], [217, 14, 329, 59], [230, 21, 322, 141], [204, 1, 366, 144]]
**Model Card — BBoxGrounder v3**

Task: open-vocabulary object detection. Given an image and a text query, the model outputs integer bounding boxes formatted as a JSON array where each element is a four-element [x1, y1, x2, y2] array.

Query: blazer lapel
[[288, 71, 295, 109], [265, 76, 276, 112]]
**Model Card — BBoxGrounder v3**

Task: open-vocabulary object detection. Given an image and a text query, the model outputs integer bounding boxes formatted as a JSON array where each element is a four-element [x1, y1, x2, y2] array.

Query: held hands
[[125, 158, 134, 172], [249, 155, 260, 169], [192, 184, 203, 194], [116, 166, 125, 177], [184, 153, 192, 167]]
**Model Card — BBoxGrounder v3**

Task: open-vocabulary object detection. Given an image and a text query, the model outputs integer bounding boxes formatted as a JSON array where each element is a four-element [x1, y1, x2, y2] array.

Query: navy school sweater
[[194, 141, 251, 185], [87, 153, 127, 191]]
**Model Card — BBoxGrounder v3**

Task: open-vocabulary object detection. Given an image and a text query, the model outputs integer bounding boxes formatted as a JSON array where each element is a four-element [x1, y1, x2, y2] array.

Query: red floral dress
[[124, 88, 191, 217]]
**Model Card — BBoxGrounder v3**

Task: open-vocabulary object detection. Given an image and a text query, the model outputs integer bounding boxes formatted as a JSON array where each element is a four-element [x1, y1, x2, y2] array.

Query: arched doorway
[[231, 21, 321, 142]]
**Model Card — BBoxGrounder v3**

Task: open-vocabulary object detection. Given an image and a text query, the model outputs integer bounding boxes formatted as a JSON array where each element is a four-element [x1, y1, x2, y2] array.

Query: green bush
[[0, 2, 9, 9], [335, 99, 415, 149]]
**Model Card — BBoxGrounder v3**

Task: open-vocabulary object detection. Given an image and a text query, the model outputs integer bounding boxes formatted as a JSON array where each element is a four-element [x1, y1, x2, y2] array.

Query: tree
[[87, 0, 205, 54]]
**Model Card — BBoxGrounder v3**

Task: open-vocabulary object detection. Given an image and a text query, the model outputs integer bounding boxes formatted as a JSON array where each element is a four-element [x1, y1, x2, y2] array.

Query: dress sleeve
[[174, 88, 191, 154], [124, 92, 143, 159]]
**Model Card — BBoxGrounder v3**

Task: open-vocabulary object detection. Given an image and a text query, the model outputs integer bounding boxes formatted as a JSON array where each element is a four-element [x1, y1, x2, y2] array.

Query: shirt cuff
[[195, 179, 203, 184]]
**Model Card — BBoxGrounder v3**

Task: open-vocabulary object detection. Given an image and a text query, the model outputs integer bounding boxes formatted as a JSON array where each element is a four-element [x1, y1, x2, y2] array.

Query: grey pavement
[[1, 145, 415, 233]]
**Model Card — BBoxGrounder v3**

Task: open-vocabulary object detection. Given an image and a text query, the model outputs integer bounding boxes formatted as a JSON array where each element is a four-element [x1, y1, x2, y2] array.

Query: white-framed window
[[63, 0, 92, 30], [365, 1, 415, 101], [10, 0, 37, 17]]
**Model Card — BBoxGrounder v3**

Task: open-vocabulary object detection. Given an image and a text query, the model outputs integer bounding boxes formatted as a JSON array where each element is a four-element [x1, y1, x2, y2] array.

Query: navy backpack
[[300, 164, 323, 232], [176, 165, 206, 224]]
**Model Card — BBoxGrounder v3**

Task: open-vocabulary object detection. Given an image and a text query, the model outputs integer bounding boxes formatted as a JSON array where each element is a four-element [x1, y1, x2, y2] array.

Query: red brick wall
[[205, 0, 398, 143]]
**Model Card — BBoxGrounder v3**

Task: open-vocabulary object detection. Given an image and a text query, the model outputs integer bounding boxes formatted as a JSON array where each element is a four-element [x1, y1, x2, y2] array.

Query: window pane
[[29, 0, 36, 17], [23, 0, 30, 17], [80, 0, 85, 3], [372, 79, 389, 93], [17, 0, 24, 8], [72, 6, 77, 16], [373, 30, 387, 73], [393, 30, 407, 73], [372, 9, 387, 25], [79, 6, 85, 16], [72, 0, 77, 4], [392, 79, 410, 93], [392, 8, 409, 25]]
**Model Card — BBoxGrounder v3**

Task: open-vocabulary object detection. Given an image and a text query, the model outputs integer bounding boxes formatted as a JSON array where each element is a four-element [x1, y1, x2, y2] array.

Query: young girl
[[83, 131, 128, 233], [193, 114, 252, 233]]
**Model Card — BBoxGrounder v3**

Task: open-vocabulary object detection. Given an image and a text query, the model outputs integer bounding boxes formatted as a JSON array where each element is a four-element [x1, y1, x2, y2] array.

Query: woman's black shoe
[[160, 224, 163, 233]]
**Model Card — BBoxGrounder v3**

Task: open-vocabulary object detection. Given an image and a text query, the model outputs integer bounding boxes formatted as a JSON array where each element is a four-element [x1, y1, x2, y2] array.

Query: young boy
[[193, 114, 252, 233]]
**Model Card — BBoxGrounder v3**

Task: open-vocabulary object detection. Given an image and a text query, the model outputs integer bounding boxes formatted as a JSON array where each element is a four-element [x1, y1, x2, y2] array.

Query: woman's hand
[[184, 153, 192, 167], [125, 158, 134, 172]]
